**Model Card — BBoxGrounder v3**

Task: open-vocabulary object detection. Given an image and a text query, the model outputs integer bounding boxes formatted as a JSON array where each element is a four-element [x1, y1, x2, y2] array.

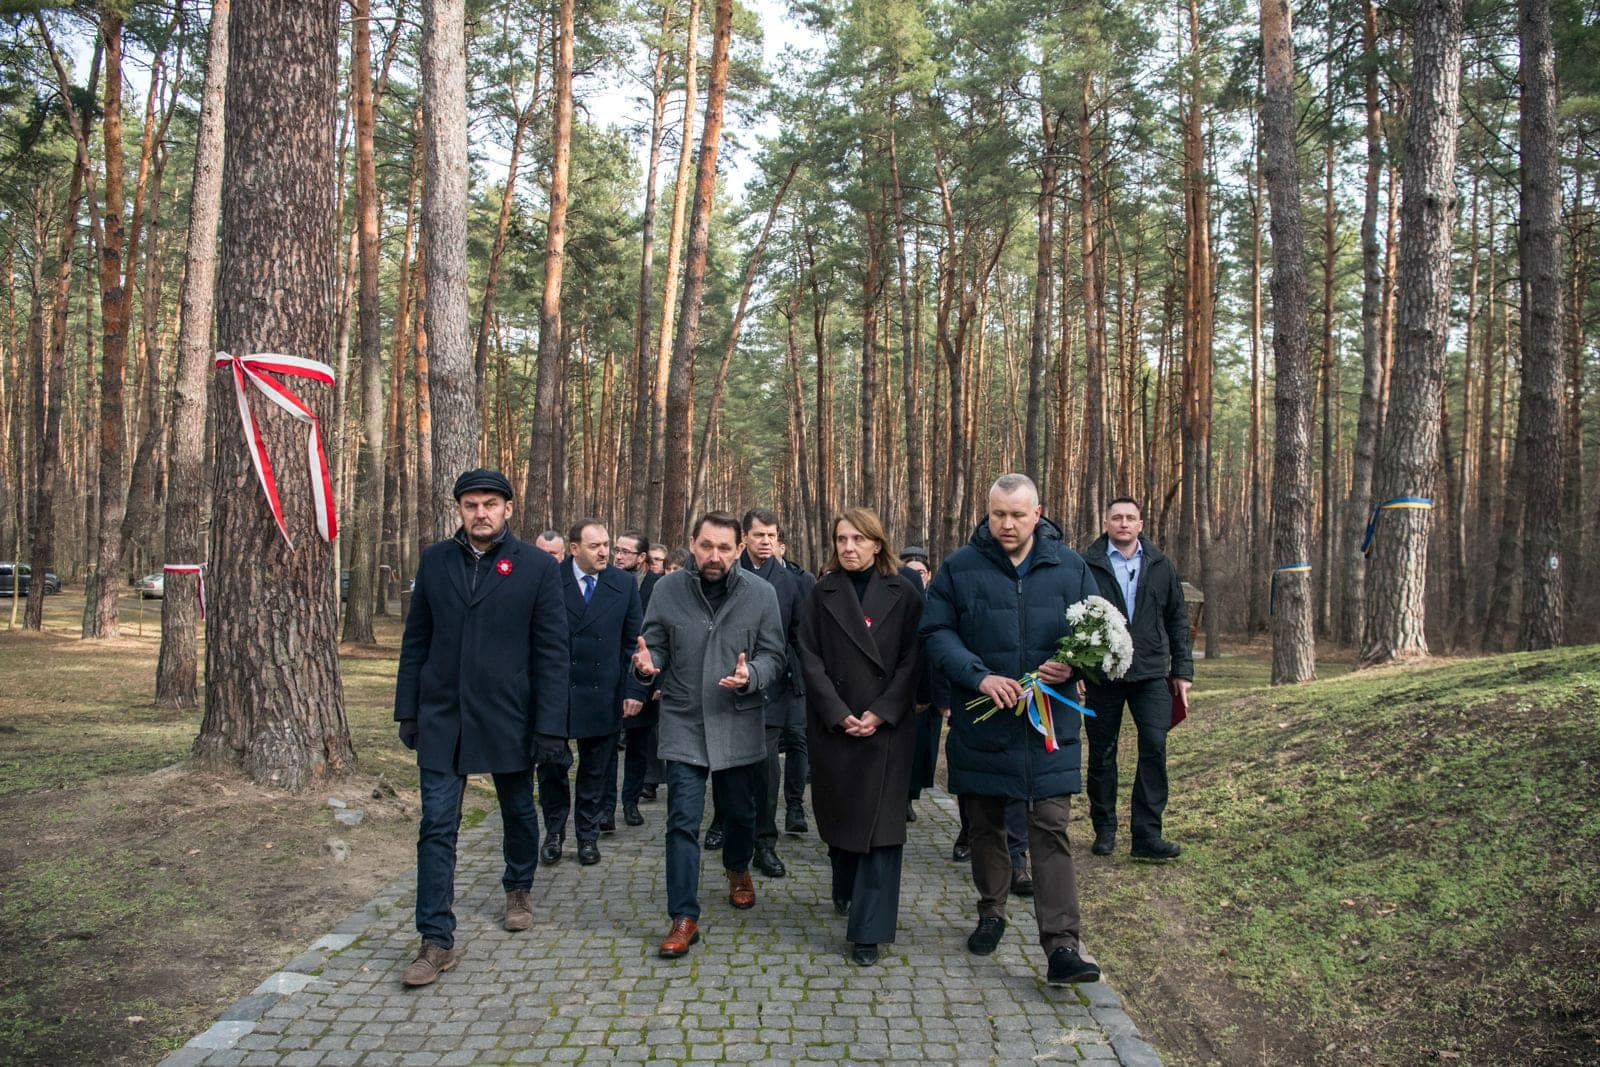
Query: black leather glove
[[532, 733, 571, 767], [398, 720, 419, 751]]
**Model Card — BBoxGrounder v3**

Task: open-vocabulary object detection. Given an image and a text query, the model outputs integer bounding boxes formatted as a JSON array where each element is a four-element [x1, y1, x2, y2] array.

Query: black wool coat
[[561, 563, 647, 739], [798, 568, 924, 854], [396, 531, 571, 775]]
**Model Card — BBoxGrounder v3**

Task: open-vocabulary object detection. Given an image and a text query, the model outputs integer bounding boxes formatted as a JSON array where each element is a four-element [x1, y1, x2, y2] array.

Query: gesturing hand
[[718, 652, 750, 690], [978, 673, 1024, 709], [622, 698, 644, 718], [632, 635, 658, 678]]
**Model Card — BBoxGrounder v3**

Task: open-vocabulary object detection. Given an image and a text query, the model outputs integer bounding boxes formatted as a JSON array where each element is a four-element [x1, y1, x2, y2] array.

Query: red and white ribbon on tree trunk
[[162, 563, 206, 619], [215, 351, 339, 547]]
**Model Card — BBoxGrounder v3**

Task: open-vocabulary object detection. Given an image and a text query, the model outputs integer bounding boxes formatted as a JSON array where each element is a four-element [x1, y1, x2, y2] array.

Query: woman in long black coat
[[797, 507, 924, 966]]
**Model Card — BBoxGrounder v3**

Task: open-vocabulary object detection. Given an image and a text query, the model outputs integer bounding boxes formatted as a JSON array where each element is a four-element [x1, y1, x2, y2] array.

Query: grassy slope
[[1087, 645, 1600, 1065]]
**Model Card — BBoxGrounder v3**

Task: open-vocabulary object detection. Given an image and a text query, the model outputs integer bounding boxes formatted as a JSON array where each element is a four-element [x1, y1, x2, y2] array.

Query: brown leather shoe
[[503, 889, 532, 932], [727, 868, 756, 909], [658, 916, 699, 958], [401, 942, 457, 986]]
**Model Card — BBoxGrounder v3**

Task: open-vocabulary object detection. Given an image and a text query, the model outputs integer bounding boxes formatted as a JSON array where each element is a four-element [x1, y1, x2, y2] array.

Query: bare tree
[[1361, 0, 1464, 665], [1261, 0, 1316, 683], [194, 0, 353, 790]]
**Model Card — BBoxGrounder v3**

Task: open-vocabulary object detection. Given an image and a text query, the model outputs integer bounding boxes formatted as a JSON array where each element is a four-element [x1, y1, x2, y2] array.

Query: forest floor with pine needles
[[1, 593, 1596, 1065]]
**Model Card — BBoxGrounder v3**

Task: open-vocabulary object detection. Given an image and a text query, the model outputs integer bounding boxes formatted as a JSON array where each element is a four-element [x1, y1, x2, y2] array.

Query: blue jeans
[[416, 767, 538, 949], [664, 759, 760, 920]]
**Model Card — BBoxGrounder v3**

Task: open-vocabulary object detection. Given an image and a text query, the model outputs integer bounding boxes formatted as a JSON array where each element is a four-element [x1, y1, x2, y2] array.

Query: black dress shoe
[[1047, 945, 1101, 984], [786, 807, 808, 834], [966, 916, 1006, 955], [540, 837, 563, 865], [578, 840, 601, 865], [704, 826, 725, 850], [1091, 828, 1116, 856], [1011, 864, 1034, 897], [623, 803, 644, 827], [639, 784, 657, 801], [833, 899, 850, 916], [905, 803, 917, 823], [951, 842, 972, 863], [1130, 837, 1182, 861], [599, 818, 616, 834], [754, 846, 787, 878], [851, 943, 880, 966]]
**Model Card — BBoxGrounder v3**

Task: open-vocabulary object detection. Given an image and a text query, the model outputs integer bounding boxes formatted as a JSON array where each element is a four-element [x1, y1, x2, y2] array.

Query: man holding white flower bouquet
[[921, 473, 1105, 986], [1081, 497, 1194, 861]]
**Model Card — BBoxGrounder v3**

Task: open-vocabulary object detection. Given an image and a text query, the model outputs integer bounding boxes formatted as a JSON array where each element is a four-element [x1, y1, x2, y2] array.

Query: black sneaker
[[1130, 837, 1181, 861], [966, 916, 1006, 955], [1091, 828, 1116, 856], [1047, 945, 1101, 985]]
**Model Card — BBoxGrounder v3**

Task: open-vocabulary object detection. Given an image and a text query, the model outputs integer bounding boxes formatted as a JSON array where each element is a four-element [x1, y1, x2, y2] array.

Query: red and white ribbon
[[215, 351, 338, 547], [162, 563, 206, 619]]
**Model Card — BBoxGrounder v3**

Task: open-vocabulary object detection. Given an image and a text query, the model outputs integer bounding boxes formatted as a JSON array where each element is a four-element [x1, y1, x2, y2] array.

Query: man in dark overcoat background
[[394, 468, 570, 986], [538, 519, 646, 866]]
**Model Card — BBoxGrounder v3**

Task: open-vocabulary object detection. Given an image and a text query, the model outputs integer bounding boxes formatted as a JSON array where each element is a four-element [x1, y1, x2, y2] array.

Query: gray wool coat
[[636, 563, 787, 771]]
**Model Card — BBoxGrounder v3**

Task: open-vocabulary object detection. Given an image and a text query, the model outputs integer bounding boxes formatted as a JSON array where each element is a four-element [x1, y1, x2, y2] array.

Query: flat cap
[[900, 545, 929, 562], [452, 467, 514, 500]]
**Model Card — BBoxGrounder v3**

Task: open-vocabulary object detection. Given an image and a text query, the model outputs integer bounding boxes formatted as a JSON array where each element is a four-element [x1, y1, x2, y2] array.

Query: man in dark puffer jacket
[[1081, 496, 1193, 861], [921, 473, 1102, 986]]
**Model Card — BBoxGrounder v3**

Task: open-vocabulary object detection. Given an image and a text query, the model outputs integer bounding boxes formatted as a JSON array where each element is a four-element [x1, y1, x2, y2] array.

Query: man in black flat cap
[[394, 468, 570, 987]]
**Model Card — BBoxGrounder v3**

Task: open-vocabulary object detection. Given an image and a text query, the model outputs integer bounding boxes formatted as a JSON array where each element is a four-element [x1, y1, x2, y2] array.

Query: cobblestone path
[[162, 787, 1163, 1066]]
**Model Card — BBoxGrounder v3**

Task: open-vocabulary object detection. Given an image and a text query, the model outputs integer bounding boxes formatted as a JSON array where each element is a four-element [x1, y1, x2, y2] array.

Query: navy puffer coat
[[920, 517, 1097, 800]]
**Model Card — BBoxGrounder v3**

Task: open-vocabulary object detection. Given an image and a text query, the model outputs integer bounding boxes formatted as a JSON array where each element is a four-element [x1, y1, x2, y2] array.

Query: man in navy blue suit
[[538, 519, 646, 867], [395, 469, 570, 986]]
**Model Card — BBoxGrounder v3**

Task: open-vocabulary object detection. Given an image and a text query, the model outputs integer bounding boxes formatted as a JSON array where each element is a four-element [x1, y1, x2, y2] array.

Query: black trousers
[[538, 733, 616, 843], [615, 719, 659, 807], [779, 704, 808, 810], [757, 724, 785, 848], [1084, 677, 1171, 842], [830, 844, 903, 946]]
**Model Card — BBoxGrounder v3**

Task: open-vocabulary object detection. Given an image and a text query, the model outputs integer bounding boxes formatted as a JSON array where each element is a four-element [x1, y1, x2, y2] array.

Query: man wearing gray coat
[[632, 511, 787, 958]]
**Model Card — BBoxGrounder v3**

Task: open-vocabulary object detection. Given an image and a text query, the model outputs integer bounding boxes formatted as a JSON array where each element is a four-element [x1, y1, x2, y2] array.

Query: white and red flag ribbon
[[162, 563, 206, 619], [215, 351, 338, 547]]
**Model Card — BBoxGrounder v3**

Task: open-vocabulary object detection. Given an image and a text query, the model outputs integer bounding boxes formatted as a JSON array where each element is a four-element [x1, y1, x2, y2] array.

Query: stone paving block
[[167, 790, 1161, 1065]]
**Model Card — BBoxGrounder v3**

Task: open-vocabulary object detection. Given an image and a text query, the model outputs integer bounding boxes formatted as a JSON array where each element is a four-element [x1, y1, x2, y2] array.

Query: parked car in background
[[0, 563, 61, 596], [136, 574, 165, 599]]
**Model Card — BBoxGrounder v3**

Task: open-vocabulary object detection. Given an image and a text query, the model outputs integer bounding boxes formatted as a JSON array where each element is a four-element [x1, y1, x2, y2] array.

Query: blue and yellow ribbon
[[1360, 497, 1433, 555], [1269, 562, 1312, 615]]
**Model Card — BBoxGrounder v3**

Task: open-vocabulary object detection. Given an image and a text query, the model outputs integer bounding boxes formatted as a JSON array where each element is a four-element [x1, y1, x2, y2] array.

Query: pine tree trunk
[[1077, 82, 1105, 538], [1261, 0, 1316, 683], [1338, 0, 1386, 648], [421, 0, 476, 538], [194, 0, 353, 790], [1361, 0, 1464, 665], [888, 115, 926, 544], [156, 0, 229, 704], [1513, 0, 1564, 650], [648, 0, 701, 537], [659, 0, 732, 547], [342, 0, 387, 645], [627, 3, 673, 530], [1025, 103, 1059, 485]]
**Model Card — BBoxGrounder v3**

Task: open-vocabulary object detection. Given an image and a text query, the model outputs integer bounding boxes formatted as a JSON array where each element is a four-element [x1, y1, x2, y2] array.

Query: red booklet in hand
[[1168, 680, 1189, 728]]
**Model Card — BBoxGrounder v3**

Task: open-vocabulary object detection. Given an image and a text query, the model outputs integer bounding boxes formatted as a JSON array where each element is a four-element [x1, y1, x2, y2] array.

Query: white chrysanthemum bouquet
[[1056, 595, 1134, 683], [968, 597, 1133, 749]]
